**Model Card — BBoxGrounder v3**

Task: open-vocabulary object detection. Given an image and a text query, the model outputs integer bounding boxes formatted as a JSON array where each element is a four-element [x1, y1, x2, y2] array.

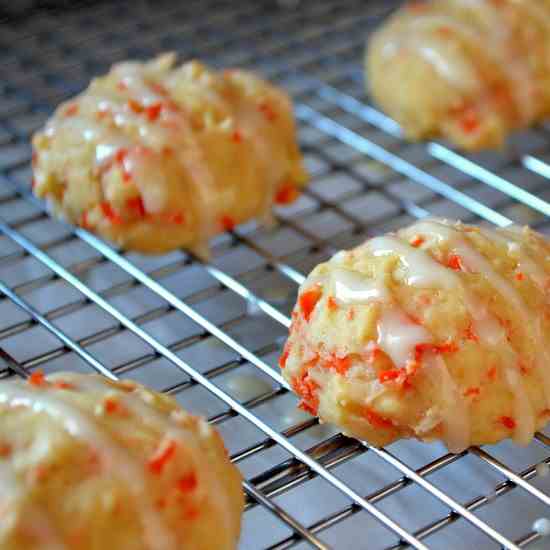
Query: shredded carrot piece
[[275, 183, 299, 205], [499, 416, 516, 429], [128, 99, 144, 114], [148, 439, 177, 475], [446, 254, 463, 271], [155, 497, 167, 510], [0, 443, 12, 457], [81, 211, 91, 230], [378, 369, 402, 383], [28, 370, 46, 387], [463, 387, 480, 397], [519, 361, 529, 375], [279, 347, 290, 369], [293, 372, 319, 416], [459, 109, 480, 134], [115, 148, 128, 164], [104, 397, 121, 414], [259, 101, 277, 121], [231, 130, 243, 143], [53, 380, 74, 390], [487, 366, 497, 380], [149, 82, 168, 96], [437, 25, 453, 38], [64, 103, 79, 117], [464, 322, 479, 342], [167, 212, 185, 225], [183, 505, 200, 520], [410, 235, 424, 247], [126, 196, 146, 217], [100, 202, 123, 225], [414, 341, 458, 362], [145, 102, 162, 122], [177, 472, 198, 492], [347, 307, 355, 321], [299, 286, 323, 322], [221, 215, 235, 232], [515, 272, 525, 281], [325, 354, 352, 375], [327, 296, 338, 312], [362, 407, 393, 429]]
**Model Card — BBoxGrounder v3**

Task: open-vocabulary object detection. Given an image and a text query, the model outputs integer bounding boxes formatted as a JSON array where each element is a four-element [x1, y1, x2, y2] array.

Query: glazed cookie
[[367, 0, 550, 150], [0, 371, 243, 550], [32, 54, 307, 255], [280, 219, 550, 452]]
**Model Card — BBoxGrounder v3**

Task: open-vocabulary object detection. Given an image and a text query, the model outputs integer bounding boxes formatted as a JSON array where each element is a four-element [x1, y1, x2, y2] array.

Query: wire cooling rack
[[0, 1, 549, 548]]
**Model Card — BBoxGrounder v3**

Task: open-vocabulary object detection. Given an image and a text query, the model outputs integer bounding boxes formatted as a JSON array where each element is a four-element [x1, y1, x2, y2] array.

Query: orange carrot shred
[[487, 366, 497, 380], [499, 416, 516, 429], [463, 387, 480, 397], [299, 286, 322, 322], [259, 101, 277, 122], [53, 380, 74, 390], [183, 505, 200, 520], [515, 272, 525, 281], [0, 443, 11, 457], [362, 407, 393, 429], [104, 397, 120, 414], [168, 212, 185, 225], [64, 103, 79, 117], [126, 196, 146, 217], [378, 369, 402, 383], [464, 322, 479, 342], [115, 148, 128, 164], [414, 341, 458, 362], [410, 235, 424, 247], [28, 370, 46, 387], [221, 215, 235, 232], [128, 99, 144, 114], [100, 202, 123, 225], [327, 296, 338, 312], [437, 26, 453, 38], [275, 183, 299, 205], [293, 372, 319, 416], [232, 130, 243, 143], [177, 472, 198, 492], [459, 109, 480, 134], [446, 254, 463, 271], [325, 354, 352, 375], [148, 439, 177, 475], [279, 347, 290, 369], [145, 102, 162, 122]]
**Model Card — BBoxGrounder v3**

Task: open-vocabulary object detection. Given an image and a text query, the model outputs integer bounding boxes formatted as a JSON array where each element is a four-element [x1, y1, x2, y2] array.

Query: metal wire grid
[[0, 0, 549, 548]]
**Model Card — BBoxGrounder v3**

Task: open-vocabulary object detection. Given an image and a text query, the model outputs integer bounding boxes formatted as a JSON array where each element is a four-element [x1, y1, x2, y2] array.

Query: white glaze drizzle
[[0, 382, 176, 550], [366, 235, 458, 289], [429, 356, 471, 453], [376, 307, 431, 369], [333, 268, 389, 304]]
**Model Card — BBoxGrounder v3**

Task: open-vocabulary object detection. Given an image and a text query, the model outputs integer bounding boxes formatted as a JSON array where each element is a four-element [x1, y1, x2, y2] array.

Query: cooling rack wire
[[0, 1, 549, 548]]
